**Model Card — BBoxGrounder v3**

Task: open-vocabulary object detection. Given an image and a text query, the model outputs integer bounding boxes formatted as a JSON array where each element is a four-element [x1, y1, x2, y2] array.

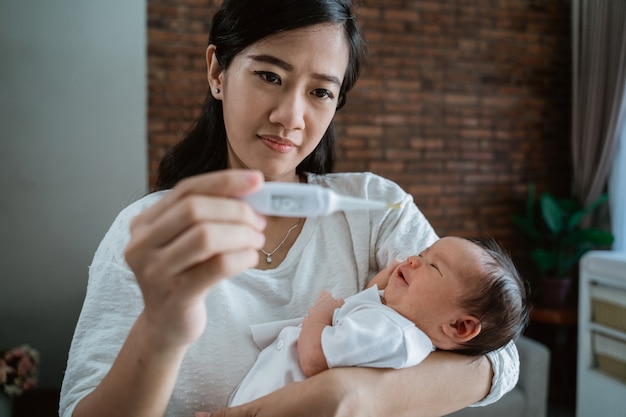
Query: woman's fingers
[[183, 248, 261, 294], [122, 169, 270, 346], [126, 169, 267, 284], [134, 195, 265, 249], [139, 169, 264, 225], [127, 220, 264, 292], [156, 222, 265, 278]]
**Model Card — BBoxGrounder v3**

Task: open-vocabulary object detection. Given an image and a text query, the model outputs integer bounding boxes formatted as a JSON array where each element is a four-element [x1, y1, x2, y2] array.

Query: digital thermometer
[[242, 182, 399, 217]]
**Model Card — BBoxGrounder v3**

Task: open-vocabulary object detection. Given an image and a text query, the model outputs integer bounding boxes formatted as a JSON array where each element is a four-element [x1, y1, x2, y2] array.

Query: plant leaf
[[566, 193, 609, 230], [540, 194, 564, 234], [573, 228, 615, 245]]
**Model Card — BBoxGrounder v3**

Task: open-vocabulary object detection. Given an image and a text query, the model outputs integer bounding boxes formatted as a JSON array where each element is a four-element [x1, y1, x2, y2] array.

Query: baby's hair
[[454, 237, 531, 356]]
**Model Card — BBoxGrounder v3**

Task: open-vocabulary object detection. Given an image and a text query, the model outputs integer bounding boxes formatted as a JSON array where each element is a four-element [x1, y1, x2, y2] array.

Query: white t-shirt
[[229, 286, 435, 406], [59, 172, 519, 417]]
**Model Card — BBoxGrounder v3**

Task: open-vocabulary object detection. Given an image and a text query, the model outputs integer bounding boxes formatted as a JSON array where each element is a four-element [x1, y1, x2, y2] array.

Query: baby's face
[[382, 237, 485, 342]]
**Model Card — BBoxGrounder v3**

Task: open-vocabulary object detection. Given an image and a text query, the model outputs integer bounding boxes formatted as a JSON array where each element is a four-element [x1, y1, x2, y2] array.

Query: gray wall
[[0, 0, 147, 388]]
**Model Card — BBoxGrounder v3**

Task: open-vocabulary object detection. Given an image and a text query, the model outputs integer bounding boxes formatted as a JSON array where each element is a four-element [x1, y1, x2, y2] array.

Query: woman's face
[[210, 23, 349, 182]]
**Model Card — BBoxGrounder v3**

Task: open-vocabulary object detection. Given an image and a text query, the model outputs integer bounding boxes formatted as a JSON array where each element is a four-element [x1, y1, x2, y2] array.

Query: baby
[[229, 236, 530, 406]]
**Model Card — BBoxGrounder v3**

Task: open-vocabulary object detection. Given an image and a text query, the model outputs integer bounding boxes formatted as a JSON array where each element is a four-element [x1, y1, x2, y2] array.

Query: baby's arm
[[297, 291, 345, 377]]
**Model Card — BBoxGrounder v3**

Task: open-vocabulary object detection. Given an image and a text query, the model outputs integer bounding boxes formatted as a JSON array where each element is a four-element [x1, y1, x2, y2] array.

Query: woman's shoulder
[[306, 172, 407, 199], [99, 191, 168, 245], [115, 190, 168, 223], [91, 191, 168, 264]]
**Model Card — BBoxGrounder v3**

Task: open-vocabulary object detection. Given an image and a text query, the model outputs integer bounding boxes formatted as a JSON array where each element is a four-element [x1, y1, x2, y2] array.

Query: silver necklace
[[259, 223, 299, 263]]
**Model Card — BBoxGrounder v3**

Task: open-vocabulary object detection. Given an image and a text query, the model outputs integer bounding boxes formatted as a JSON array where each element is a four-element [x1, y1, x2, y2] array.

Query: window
[[609, 111, 626, 251]]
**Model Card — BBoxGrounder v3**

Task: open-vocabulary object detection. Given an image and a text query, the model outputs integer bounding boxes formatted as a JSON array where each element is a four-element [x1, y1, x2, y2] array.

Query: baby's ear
[[444, 315, 481, 343]]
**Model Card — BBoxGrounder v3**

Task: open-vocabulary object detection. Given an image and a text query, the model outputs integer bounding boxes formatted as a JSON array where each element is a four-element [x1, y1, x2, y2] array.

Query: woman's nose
[[269, 91, 306, 130]]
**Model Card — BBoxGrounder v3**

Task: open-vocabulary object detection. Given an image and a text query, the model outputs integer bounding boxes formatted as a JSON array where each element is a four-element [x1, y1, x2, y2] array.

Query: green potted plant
[[512, 183, 614, 307]]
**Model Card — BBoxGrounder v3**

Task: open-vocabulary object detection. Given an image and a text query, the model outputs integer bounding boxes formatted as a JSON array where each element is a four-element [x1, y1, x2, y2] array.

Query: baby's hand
[[315, 290, 345, 310], [366, 259, 402, 290], [307, 291, 344, 324]]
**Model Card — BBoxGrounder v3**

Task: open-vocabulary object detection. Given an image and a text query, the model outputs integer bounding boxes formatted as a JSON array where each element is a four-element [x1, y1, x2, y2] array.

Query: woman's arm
[[73, 313, 187, 417], [209, 350, 493, 417], [68, 170, 267, 417]]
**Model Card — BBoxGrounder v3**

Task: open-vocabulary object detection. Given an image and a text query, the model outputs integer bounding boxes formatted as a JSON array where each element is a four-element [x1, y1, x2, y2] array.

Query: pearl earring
[[215, 88, 220, 94]]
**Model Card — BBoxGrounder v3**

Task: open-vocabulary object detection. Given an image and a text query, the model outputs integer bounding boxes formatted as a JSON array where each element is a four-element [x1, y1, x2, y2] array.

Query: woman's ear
[[206, 44, 223, 99], [443, 315, 481, 343]]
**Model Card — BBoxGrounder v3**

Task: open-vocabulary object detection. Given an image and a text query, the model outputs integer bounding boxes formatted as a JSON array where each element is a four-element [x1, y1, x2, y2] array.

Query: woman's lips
[[258, 135, 297, 153]]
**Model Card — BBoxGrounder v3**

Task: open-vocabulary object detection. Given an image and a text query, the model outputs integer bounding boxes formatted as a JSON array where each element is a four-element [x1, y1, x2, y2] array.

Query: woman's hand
[[124, 169, 267, 349], [74, 170, 268, 417]]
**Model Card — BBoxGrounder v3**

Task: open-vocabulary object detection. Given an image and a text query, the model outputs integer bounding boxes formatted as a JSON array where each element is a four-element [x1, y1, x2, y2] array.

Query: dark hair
[[454, 237, 531, 357], [156, 0, 367, 190]]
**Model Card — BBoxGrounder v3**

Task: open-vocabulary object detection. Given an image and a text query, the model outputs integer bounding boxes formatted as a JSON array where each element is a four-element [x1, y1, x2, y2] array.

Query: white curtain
[[572, 0, 626, 252], [571, 0, 626, 204]]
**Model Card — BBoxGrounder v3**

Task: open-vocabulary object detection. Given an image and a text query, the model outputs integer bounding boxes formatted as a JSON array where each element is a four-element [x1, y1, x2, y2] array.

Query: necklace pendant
[[259, 222, 299, 265]]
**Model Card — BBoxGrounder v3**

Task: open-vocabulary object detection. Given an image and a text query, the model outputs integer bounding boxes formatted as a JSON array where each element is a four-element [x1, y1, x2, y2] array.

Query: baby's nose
[[407, 255, 422, 268]]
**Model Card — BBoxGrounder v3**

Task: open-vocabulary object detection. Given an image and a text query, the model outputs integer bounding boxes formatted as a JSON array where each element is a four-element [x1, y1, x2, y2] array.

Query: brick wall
[[147, 0, 572, 269]]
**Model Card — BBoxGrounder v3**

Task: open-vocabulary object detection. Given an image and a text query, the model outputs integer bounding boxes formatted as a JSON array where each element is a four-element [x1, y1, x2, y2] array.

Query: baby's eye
[[255, 71, 281, 85], [430, 263, 443, 277], [312, 89, 335, 100]]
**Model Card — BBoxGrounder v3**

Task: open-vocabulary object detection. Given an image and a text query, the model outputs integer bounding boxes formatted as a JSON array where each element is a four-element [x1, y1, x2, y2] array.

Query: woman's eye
[[312, 89, 334, 100], [255, 71, 281, 85]]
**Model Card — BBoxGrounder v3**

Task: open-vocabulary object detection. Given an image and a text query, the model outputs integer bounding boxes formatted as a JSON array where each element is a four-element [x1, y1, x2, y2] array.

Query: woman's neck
[[255, 215, 305, 270]]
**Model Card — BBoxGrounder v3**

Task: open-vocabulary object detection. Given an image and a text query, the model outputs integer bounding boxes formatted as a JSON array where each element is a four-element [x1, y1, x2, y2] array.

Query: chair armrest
[[515, 336, 550, 417]]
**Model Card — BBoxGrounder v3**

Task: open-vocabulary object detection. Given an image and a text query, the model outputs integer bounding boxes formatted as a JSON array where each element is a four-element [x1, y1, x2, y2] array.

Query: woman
[[60, 1, 519, 416]]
